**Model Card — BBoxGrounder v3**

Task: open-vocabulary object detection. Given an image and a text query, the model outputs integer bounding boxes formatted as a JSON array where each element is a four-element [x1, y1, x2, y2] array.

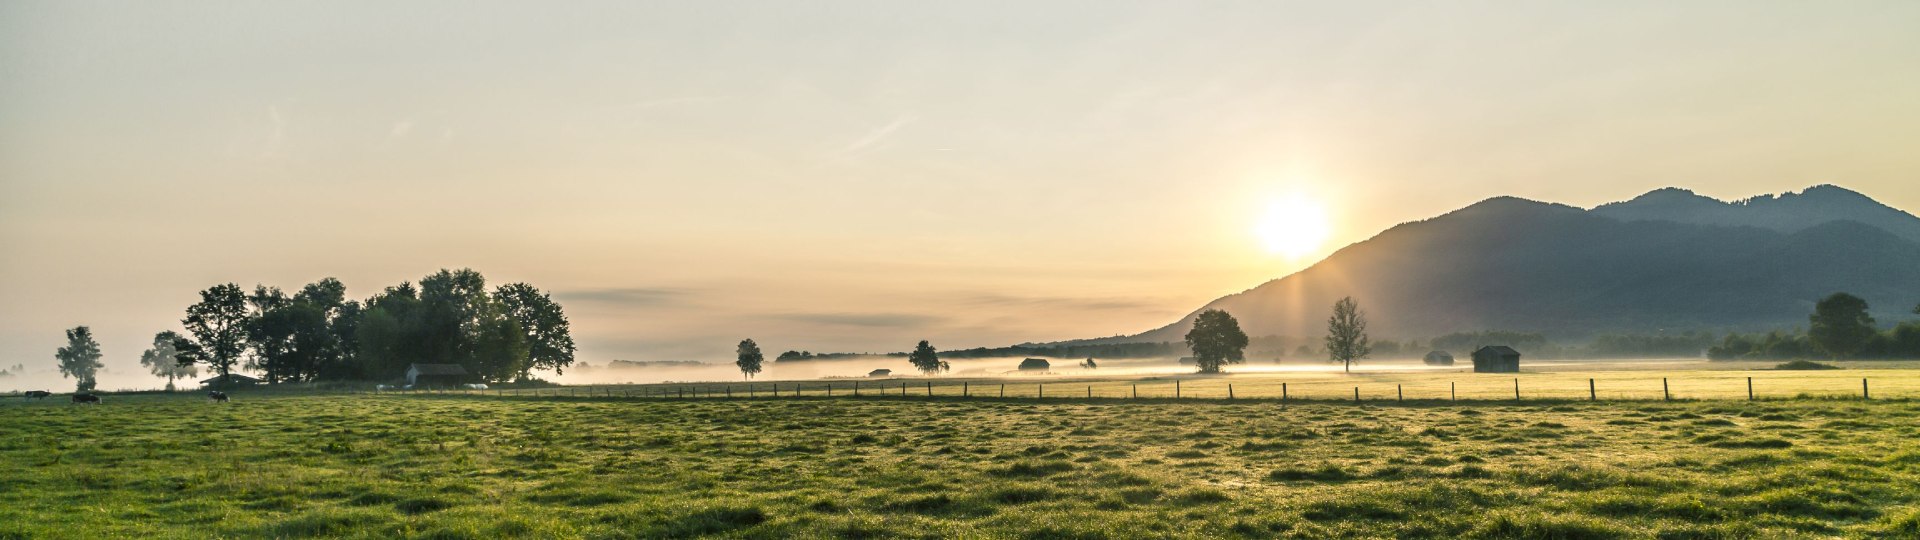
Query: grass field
[[5, 384, 1920, 538]]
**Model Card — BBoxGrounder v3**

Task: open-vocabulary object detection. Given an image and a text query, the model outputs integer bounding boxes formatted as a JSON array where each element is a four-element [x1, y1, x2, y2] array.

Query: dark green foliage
[[908, 340, 947, 375], [180, 283, 249, 380], [55, 326, 104, 392], [1809, 293, 1877, 358], [495, 282, 576, 378], [1184, 309, 1248, 374], [735, 339, 763, 380]]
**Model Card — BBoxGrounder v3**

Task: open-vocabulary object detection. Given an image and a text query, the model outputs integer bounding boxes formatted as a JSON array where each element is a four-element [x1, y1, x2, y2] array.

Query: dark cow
[[208, 391, 230, 403], [71, 393, 101, 404], [24, 390, 51, 400]]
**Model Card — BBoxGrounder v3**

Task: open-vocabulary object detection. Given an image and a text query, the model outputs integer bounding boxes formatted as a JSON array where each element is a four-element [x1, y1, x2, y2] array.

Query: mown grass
[[3, 394, 1918, 538]]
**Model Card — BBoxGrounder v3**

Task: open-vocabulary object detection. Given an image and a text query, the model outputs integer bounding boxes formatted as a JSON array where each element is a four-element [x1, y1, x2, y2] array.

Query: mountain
[[1591, 184, 1920, 243], [1071, 186, 1920, 345]]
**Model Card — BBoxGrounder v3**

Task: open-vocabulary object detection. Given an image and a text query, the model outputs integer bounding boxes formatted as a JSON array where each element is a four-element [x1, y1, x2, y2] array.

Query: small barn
[[1423, 351, 1455, 366], [406, 363, 472, 387], [200, 373, 262, 389], [1018, 358, 1051, 372], [868, 369, 892, 378], [1471, 346, 1521, 373]]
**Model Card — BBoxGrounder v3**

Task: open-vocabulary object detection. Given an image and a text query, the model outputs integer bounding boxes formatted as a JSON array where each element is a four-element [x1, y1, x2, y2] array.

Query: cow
[[71, 393, 100, 404], [24, 390, 51, 400], [208, 390, 230, 403]]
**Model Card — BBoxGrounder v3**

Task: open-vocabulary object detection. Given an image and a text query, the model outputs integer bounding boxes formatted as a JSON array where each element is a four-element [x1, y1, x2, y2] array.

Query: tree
[[908, 340, 948, 375], [140, 330, 198, 391], [736, 339, 764, 380], [495, 283, 577, 379], [181, 283, 250, 383], [56, 326, 105, 392], [1809, 292, 1876, 359], [1081, 357, 1098, 369], [1184, 309, 1248, 374], [1325, 296, 1372, 373]]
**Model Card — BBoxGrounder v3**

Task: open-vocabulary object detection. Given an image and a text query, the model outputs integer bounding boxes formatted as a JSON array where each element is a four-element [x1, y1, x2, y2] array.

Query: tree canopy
[[736, 339, 764, 380], [171, 269, 573, 385], [1809, 292, 1876, 359], [139, 330, 197, 390], [1184, 309, 1248, 374], [1325, 296, 1372, 373], [908, 340, 947, 375], [56, 326, 105, 392]]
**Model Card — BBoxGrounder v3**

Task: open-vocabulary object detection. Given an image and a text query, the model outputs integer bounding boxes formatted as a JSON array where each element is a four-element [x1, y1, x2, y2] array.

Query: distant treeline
[[1709, 327, 1920, 360], [1708, 294, 1920, 360], [169, 269, 575, 385]]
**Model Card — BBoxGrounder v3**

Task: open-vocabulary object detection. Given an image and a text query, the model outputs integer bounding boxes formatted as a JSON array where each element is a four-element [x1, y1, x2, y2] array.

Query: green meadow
[[5, 386, 1920, 539]]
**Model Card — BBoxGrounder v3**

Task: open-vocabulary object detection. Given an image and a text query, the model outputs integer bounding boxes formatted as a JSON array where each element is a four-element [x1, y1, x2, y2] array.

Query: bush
[[1775, 360, 1841, 370]]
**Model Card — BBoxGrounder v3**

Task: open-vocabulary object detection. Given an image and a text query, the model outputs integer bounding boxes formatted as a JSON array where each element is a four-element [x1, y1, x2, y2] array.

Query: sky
[[3, 1, 1919, 388]]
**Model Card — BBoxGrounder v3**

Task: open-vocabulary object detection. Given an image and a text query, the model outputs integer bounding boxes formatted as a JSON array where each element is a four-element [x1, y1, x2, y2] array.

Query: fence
[[369, 371, 1919, 403]]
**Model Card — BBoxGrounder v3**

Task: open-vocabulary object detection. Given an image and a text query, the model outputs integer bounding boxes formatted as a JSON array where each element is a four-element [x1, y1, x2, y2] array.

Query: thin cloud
[[553, 287, 695, 307], [767, 312, 945, 328], [842, 114, 917, 153], [956, 293, 1161, 312]]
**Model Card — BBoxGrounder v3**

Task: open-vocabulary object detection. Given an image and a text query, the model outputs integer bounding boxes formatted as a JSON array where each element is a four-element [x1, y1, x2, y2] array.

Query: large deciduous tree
[[181, 283, 250, 383], [1325, 296, 1372, 373], [56, 326, 105, 392], [1809, 292, 1876, 359], [908, 340, 947, 375], [736, 339, 764, 380], [495, 282, 576, 380], [140, 330, 198, 391], [1184, 309, 1248, 374]]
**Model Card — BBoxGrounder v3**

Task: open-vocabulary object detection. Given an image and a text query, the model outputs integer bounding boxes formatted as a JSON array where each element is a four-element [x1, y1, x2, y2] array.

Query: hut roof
[[1473, 345, 1520, 356]]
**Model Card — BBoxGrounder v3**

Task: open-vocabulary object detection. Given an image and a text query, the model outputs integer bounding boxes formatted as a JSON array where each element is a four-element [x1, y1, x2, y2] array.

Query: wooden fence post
[[1038, 383, 1044, 399], [1132, 384, 1138, 399], [1353, 387, 1360, 404], [1397, 384, 1403, 402], [963, 382, 969, 397], [926, 381, 932, 396], [827, 383, 832, 397], [1087, 386, 1092, 399], [1228, 384, 1234, 400], [1450, 381, 1456, 401], [1747, 377, 1753, 401], [1176, 380, 1181, 399], [999, 384, 1005, 398], [1662, 378, 1670, 401], [1282, 382, 1288, 402], [1589, 378, 1596, 401], [1513, 378, 1520, 401], [1863, 378, 1870, 400]]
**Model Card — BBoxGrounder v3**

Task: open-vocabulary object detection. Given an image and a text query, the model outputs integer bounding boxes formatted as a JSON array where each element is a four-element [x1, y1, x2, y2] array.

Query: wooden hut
[[1471, 346, 1521, 373]]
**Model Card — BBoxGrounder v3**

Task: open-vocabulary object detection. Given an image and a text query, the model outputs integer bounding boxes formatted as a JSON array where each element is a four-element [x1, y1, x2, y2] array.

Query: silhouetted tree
[[736, 339, 764, 380], [1081, 357, 1097, 369], [1326, 297, 1371, 373], [908, 340, 947, 375], [56, 326, 105, 392], [496, 282, 576, 379], [181, 283, 250, 382], [1185, 309, 1248, 374], [140, 330, 197, 391], [1809, 293, 1876, 359]]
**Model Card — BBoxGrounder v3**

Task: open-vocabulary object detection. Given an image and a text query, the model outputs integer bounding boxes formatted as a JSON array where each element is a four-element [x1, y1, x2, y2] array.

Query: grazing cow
[[208, 390, 230, 403], [71, 393, 100, 404], [24, 390, 51, 400]]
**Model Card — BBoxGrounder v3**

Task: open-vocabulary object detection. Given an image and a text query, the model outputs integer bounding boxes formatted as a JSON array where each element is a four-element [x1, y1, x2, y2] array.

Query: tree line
[[1708, 294, 1920, 360], [47, 268, 576, 392]]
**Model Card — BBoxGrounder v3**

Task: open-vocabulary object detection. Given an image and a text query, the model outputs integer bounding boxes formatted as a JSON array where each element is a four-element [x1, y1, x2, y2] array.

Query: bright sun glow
[[1256, 195, 1332, 258]]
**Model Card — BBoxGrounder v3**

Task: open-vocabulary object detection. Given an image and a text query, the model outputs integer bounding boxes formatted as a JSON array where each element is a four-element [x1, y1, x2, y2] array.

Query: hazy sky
[[3, 1, 1918, 386]]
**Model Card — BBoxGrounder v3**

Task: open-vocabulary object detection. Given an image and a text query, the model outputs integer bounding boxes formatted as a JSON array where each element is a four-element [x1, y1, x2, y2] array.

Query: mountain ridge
[[1054, 185, 1920, 347]]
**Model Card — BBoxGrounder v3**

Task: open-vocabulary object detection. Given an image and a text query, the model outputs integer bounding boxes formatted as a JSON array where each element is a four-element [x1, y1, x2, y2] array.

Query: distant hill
[[1065, 186, 1920, 346]]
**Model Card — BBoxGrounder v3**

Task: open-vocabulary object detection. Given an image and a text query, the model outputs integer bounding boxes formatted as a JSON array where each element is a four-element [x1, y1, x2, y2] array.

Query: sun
[[1256, 195, 1331, 258]]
